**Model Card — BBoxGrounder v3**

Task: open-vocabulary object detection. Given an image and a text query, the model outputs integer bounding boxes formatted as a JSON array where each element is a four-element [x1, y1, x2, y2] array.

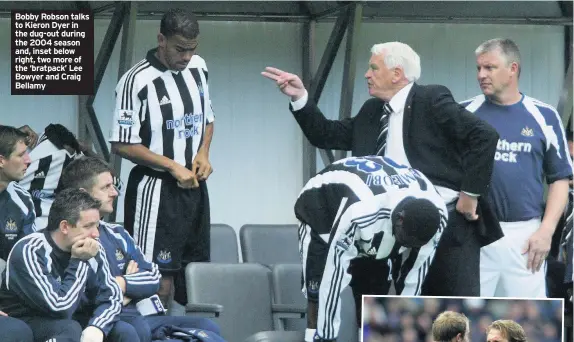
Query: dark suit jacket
[[292, 83, 503, 246]]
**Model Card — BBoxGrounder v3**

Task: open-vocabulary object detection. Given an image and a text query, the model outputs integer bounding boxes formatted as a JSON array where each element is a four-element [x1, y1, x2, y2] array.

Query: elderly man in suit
[[262, 40, 502, 329]]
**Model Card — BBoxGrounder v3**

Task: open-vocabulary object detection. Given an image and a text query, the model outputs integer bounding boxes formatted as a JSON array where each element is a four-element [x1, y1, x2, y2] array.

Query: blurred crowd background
[[362, 297, 563, 342]]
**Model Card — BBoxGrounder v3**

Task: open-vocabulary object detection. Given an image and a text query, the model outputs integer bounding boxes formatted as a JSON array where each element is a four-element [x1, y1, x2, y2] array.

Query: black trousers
[[421, 207, 481, 296]]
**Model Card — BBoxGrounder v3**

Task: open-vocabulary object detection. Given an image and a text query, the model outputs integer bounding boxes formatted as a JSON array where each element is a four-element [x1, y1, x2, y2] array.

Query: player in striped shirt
[[109, 8, 215, 308], [462, 38, 573, 298], [19, 124, 92, 230], [0, 126, 35, 341], [0, 188, 123, 342], [296, 156, 447, 342], [59, 156, 221, 341]]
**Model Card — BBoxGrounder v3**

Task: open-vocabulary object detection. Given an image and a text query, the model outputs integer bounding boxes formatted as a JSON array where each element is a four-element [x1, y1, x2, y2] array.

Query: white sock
[[305, 328, 316, 342]]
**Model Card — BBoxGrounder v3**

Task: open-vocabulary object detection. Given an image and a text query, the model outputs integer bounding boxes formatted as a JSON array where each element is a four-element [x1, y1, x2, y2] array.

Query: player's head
[[43, 123, 81, 155], [46, 188, 101, 250], [391, 196, 441, 248], [475, 38, 521, 99], [158, 8, 200, 71], [59, 156, 118, 215], [0, 125, 31, 184], [432, 311, 470, 342], [486, 320, 527, 342]]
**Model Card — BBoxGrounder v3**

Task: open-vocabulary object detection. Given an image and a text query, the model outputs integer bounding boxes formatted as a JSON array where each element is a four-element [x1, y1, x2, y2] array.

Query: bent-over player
[[296, 156, 447, 341]]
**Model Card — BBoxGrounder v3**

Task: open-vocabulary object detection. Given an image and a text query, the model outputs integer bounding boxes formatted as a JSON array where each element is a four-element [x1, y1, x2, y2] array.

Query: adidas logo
[[35, 171, 46, 179], [366, 247, 377, 256], [159, 96, 171, 106]]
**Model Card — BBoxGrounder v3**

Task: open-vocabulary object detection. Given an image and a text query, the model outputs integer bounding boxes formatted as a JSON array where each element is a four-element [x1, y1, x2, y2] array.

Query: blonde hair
[[432, 311, 469, 341], [487, 320, 527, 342]]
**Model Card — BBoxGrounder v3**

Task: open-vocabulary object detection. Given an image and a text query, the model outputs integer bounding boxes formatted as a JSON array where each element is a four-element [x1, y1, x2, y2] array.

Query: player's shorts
[[480, 217, 547, 298], [124, 165, 210, 272]]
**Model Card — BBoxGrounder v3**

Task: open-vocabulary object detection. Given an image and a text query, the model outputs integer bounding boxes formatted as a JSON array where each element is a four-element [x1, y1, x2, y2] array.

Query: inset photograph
[[362, 296, 564, 342]]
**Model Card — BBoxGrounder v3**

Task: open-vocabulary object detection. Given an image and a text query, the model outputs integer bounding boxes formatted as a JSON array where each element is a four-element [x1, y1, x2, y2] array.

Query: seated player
[[0, 125, 35, 342], [0, 188, 123, 342], [19, 123, 95, 230], [431, 311, 470, 342], [59, 156, 222, 341], [486, 320, 527, 342], [296, 156, 447, 342]]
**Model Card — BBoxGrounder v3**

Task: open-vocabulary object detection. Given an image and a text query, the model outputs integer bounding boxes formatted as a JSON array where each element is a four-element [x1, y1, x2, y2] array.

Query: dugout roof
[[0, 1, 571, 24]]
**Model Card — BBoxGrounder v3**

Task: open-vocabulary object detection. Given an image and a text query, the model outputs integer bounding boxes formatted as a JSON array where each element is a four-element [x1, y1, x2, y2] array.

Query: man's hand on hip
[[261, 67, 306, 101], [456, 192, 479, 221]]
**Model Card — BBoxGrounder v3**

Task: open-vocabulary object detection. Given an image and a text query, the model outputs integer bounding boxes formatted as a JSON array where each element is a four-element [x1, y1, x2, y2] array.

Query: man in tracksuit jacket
[[0, 188, 123, 342], [60, 156, 221, 341]]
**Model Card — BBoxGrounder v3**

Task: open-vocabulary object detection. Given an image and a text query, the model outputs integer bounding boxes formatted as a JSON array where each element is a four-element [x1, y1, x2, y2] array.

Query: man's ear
[[59, 220, 71, 235], [157, 33, 167, 47], [392, 67, 405, 84], [510, 62, 520, 75], [0, 154, 6, 168]]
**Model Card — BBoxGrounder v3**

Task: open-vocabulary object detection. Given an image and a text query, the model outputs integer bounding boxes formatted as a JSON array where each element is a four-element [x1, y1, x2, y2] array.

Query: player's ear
[[158, 33, 167, 47]]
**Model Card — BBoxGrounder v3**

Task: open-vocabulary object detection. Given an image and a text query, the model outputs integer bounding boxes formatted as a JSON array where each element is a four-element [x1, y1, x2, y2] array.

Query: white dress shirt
[[290, 86, 471, 203]]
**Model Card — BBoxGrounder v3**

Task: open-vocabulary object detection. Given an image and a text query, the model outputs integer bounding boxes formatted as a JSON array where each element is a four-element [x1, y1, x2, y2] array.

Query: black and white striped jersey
[[18, 134, 78, 229], [296, 155, 447, 255], [296, 156, 448, 341], [109, 49, 215, 170]]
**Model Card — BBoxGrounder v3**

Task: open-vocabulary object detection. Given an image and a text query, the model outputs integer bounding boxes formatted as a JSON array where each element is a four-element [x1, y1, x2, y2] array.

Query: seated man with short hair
[[0, 188, 123, 342], [59, 156, 221, 342]]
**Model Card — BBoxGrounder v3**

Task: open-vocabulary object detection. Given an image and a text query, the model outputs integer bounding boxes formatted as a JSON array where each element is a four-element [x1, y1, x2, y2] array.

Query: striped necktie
[[376, 103, 393, 156]]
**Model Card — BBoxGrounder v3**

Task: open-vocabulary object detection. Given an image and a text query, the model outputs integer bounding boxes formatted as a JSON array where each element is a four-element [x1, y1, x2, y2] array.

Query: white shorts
[[480, 218, 547, 298]]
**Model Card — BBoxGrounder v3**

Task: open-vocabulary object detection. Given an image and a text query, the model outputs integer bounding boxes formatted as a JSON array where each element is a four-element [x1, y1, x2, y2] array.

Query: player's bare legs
[[307, 301, 318, 328], [159, 276, 173, 309]]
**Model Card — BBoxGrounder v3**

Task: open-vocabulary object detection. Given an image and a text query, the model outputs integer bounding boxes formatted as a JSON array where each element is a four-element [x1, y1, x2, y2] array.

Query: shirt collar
[[388, 82, 414, 113], [146, 48, 172, 73]]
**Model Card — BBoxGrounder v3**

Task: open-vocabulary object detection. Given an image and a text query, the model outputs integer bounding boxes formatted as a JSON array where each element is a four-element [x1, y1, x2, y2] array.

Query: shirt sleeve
[[109, 71, 146, 144], [539, 106, 573, 183], [290, 90, 309, 111], [21, 206, 37, 235], [6, 239, 89, 318], [119, 227, 161, 299], [202, 65, 215, 124], [85, 245, 123, 336]]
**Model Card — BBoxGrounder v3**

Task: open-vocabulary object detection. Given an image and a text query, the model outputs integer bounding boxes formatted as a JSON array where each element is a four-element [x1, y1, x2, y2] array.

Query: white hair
[[371, 42, 421, 82]]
